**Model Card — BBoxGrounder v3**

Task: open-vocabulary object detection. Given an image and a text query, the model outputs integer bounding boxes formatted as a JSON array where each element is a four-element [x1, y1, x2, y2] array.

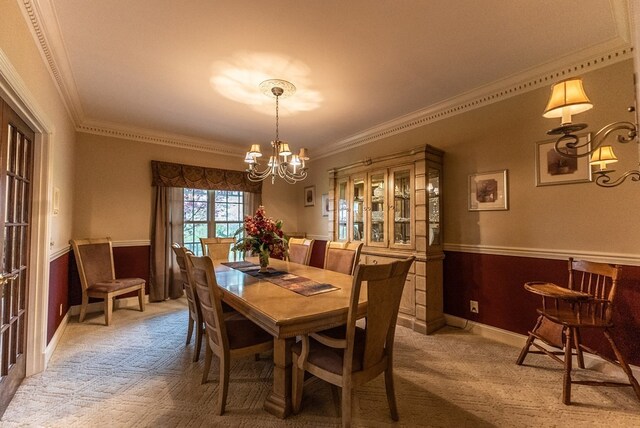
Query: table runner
[[222, 261, 339, 297]]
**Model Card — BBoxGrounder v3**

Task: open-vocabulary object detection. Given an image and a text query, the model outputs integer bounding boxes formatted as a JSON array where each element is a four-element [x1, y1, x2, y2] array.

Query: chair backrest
[[288, 238, 314, 265], [200, 237, 235, 261], [568, 257, 621, 323], [70, 238, 116, 291], [171, 243, 198, 312], [186, 254, 228, 353], [324, 241, 363, 275], [345, 257, 414, 372]]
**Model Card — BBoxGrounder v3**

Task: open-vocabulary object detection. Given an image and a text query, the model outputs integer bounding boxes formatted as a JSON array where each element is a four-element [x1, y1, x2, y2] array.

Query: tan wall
[[0, 0, 77, 254], [74, 133, 298, 240], [298, 59, 640, 255]]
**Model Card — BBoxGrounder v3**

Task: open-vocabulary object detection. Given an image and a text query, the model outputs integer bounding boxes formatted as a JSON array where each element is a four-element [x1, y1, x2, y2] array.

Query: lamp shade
[[244, 152, 256, 164], [278, 142, 292, 157], [589, 145, 618, 171], [543, 78, 593, 124], [249, 144, 263, 157], [298, 148, 309, 160]]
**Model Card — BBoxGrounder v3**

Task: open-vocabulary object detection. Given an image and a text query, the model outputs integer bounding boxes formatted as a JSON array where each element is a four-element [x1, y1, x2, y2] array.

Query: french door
[[0, 99, 34, 416]]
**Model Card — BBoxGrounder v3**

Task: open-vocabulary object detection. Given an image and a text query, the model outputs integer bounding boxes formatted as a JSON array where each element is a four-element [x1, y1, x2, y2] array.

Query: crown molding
[[77, 120, 245, 157], [314, 41, 634, 160]]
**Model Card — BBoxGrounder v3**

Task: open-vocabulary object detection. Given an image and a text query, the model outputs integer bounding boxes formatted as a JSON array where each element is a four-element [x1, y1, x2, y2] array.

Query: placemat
[[222, 261, 339, 297]]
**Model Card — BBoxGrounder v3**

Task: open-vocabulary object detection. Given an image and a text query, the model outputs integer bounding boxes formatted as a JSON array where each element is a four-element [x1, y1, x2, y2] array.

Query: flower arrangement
[[232, 206, 287, 271]]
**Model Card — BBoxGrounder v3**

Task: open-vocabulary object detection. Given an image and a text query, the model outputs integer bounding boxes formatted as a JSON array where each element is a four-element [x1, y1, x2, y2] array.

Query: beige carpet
[[3, 299, 639, 427]]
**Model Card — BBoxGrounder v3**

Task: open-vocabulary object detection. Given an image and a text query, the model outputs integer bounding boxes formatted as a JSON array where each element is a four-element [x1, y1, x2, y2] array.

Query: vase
[[258, 251, 269, 273]]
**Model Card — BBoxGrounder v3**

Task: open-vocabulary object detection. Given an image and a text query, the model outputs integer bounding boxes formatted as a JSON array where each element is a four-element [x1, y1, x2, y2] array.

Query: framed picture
[[535, 133, 592, 186], [321, 193, 329, 217], [469, 169, 508, 211], [304, 185, 316, 207]]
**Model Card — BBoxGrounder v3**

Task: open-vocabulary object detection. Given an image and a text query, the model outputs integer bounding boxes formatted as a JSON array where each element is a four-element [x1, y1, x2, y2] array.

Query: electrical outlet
[[59, 304, 63, 316], [470, 300, 479, 314]]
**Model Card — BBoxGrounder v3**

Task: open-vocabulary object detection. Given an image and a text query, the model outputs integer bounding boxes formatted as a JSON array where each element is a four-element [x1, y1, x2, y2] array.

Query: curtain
[[150, 160, 262, 301]]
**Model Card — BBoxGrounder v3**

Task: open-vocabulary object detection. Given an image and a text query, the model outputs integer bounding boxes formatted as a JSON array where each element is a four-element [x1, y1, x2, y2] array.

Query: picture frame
[[535, 133, 592, 186], [469, 169, 508, 211], [304, 185, 316, 207], [321, 193, 329, 217]]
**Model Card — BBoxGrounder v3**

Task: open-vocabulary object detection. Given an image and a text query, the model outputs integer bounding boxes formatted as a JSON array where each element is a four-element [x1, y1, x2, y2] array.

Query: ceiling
[[29, 0, 631, 158]]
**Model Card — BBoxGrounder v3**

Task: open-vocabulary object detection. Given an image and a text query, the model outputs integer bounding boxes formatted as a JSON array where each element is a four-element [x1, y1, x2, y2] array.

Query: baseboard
[[444, 314, 640, 379], [69, 294, 150, 316], [44, 311, 69, 367]]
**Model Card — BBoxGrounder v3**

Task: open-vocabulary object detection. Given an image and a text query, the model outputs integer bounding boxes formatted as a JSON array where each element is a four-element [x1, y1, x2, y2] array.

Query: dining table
[[212, 256, 366, 418]]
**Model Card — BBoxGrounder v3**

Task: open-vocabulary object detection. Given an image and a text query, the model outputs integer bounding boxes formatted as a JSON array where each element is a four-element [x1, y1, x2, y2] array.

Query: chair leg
[[384, 365, 399, 421], [603, 329, 640, 402], [138, 287, 145, 312], [216, 352, 230, 416], [291, 356, 304, 414], [516, 316, 542, 365], [202, 341, 213, 385], [562, 327, 573, 405], [193, 322, 203, 363], [186, 316, 194, 346], [105, 296, 113, 326], [341, 384, 352, 428], [573, 328, 585, 369], [79, 294, 89, 322]]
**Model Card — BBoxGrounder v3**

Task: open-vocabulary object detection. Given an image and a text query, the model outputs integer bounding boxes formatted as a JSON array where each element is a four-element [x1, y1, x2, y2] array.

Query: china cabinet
[[328, 145, 444, 334]]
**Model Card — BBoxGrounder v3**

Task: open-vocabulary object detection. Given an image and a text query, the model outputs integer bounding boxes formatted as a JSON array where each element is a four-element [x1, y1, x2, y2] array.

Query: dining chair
[[291, 257, 415, 428], [200, 237, 235, 261], [288, 238, 314, 265], [186, 254, 273, 415], [323, 241, 363, 275], [171, 243, 204, 362], [70, 237, 145, 326], [516, 258, 640, 404]]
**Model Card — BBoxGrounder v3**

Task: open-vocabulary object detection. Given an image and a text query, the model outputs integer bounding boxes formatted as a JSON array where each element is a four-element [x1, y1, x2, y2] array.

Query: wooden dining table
[[213, 257, 366, 418]]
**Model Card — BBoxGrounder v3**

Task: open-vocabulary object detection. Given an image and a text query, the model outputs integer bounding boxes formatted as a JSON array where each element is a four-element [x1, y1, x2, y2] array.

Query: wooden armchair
[[200, 237, 235, 261], [292, 257, 415, 427], [186, 255, 273, 415], [70, 238, 145, 326], [517, 258, 640, 404], [323, 241, 363, 275], [171, 244, 203, 362], [288, 238, 314, 265]]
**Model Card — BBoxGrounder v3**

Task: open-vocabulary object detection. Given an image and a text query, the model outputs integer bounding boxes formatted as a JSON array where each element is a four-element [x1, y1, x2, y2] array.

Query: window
[[183, 189, 244, 256]]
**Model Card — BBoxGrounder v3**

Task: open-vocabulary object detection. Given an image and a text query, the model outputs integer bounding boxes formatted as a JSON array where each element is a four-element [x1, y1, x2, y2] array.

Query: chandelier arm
[[554, 121, 638, 158], [247, 166, 274, 182], [593, 169, 640, 187]]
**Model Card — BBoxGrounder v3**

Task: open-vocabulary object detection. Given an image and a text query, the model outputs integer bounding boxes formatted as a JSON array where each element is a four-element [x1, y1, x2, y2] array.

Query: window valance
[[151, 160, 262, 193]]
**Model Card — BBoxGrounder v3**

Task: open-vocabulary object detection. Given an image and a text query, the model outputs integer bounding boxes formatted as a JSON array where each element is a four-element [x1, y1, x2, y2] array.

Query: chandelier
[[244, 79, 309, 184], [543, 77, 638, 187]]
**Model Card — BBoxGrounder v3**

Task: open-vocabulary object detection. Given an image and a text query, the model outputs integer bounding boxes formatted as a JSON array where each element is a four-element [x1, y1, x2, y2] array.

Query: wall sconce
[[543, 77, 639, 187]]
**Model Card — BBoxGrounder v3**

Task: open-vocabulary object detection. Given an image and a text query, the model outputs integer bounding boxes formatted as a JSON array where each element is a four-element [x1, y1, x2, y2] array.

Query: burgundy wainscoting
[[444, 251, 640, 367], [47, 252, 70, 344], [68, 245, 151, 306], [309, 239, 327, 269]]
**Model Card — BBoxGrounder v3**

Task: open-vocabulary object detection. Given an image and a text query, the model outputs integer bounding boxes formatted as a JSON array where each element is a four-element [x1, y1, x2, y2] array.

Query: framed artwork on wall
[[535, 133, 592, 186], [321, 193, 329, 216], [304, 185, 316, 207], [468, 169, 508, 211]]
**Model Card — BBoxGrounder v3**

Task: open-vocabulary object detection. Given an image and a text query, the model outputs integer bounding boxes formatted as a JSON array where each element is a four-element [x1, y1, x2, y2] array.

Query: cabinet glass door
[[391, 167, 413, 248], [368, 171, 387, 246], [428, 168, 441, 247], [337, 179, 348, 241], [351, 176, 365, 242]]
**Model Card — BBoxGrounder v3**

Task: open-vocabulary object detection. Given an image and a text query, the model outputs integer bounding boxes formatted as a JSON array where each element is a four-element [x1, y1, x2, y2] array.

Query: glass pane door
[[337, 179, 348, 241], [392, 168, 412, 247], [428, 169, 441, 246], [368, 172, 386, 246], [351, 177, 365, 242]]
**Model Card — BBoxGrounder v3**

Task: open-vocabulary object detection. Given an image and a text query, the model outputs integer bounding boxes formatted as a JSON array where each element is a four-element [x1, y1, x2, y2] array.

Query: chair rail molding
[[444, 243, 640, 267]]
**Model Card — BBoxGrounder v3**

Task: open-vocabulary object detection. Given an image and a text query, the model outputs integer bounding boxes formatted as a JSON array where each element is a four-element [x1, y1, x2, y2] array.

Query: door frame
[[0, 49, 53, 377]]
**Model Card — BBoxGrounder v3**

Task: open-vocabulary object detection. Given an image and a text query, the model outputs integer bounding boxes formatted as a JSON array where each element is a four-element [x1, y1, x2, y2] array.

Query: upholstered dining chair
[[323, 241, 363, 275], [200, 237, 235, 261], [186, 255, 273, 415], [516, 258, 640, 404], [171, 244, 204, 362], [291, 257, 414, 428], [70, 237, 145, 326], [288, 238, 314, 265]]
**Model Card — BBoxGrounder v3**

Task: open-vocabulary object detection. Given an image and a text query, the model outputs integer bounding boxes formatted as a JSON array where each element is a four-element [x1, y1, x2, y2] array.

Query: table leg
[[264, 336, 293, 418]]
